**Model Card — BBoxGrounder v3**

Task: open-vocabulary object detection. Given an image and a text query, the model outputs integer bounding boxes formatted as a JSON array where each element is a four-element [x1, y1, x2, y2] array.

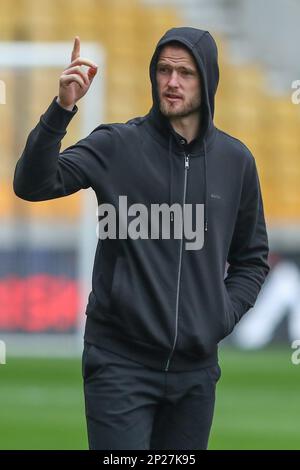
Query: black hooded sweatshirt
[[13, 27, 270, 371]]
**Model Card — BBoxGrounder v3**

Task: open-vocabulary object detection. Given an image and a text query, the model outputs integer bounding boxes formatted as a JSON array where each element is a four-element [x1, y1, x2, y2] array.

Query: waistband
[[84, 316, 218, 372]]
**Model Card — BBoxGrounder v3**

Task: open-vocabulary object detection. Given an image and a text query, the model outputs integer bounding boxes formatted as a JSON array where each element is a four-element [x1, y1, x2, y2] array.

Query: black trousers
[[82, 342, 221, 450]]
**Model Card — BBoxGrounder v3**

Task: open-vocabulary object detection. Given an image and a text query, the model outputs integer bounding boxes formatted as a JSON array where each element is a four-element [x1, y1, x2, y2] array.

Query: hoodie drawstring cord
[[168, 135, 173, 209], [203, 139, 208, 232]]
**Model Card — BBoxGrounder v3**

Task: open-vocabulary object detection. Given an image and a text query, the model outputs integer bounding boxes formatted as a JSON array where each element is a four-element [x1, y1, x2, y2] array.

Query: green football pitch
[[0, 347, 299, 450]]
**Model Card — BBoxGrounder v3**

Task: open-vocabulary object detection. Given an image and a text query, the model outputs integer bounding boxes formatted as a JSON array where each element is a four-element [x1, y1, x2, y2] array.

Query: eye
[[180, 69, 192, 76], [157, 66, 168, 74]]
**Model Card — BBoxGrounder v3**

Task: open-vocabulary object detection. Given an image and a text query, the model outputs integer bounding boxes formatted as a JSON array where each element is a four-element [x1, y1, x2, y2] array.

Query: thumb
[[88, 66, 98, 82]]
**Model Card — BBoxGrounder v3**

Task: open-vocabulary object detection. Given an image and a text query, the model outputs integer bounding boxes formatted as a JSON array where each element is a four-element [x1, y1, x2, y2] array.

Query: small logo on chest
[[210, 193, 221, 199]]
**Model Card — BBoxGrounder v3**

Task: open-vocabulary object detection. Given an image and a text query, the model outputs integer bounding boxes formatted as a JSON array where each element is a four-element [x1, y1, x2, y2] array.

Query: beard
[[159, 92, 201, 118]]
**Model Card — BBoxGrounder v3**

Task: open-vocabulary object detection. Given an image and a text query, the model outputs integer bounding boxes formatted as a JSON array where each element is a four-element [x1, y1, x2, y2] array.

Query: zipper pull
[[185, 154, 190, 169]]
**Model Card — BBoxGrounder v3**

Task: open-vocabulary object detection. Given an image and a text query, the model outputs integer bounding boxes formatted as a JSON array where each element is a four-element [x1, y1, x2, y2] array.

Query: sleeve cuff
[[40, 96, 78, 133]]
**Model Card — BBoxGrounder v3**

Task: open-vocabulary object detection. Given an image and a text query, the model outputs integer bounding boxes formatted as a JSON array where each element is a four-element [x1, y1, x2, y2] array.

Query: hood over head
[[148, 27, 220, 233], [149, 27, 219, 147]]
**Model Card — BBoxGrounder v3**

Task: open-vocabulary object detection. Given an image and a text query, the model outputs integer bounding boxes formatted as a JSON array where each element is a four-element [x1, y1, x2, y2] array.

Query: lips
[[165, 93, 182, 99], [164, 94, 183, 103]]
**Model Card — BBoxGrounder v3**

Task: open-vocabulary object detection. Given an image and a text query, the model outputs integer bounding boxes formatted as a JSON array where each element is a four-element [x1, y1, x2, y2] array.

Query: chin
[[160, 103, 186, 118]]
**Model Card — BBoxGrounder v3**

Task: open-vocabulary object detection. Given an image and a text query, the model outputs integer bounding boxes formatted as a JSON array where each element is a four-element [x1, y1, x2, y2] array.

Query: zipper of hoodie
[[164, 151, 190, 372]]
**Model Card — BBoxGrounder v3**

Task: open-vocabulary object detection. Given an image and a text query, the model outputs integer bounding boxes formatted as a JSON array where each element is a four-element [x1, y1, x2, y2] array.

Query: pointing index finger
[[71, 36, 80, 62]]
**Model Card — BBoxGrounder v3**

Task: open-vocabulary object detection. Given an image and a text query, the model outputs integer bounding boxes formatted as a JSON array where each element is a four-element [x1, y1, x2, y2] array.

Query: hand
[[57, 36, 98, 110]]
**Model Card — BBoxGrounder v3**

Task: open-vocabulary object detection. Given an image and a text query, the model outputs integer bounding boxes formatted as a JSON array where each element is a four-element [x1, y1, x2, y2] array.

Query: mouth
[[164, 93, 183, 103]]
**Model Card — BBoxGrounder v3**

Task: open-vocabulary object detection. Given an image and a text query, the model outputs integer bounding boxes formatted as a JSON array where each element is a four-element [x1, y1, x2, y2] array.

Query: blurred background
[[0, 0, 300, 450]]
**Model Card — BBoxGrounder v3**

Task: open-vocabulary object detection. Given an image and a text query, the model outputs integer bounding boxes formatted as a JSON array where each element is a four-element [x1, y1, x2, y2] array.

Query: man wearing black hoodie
[[13, 28, 269, 450]]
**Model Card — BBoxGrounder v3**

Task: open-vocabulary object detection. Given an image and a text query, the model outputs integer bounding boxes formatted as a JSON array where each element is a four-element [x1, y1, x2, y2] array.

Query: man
[[13, 27, 270, 450]]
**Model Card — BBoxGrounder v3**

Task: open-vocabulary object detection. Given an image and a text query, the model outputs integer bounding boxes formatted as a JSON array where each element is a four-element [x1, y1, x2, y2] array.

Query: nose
[[168, 70, 179, 88]]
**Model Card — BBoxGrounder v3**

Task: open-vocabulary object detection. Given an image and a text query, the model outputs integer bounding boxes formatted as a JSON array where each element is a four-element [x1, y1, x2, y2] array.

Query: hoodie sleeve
[[224, 152, 270, 325], [13, 97, 112, 201]]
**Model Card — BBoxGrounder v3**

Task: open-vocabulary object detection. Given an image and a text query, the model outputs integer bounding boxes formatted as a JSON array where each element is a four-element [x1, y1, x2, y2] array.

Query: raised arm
[[13, 37, 109, 201]]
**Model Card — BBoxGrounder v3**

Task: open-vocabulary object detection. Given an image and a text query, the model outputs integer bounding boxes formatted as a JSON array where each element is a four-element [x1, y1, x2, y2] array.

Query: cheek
[[190, 83, 201, 99], [157, 81, 167, 97]]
